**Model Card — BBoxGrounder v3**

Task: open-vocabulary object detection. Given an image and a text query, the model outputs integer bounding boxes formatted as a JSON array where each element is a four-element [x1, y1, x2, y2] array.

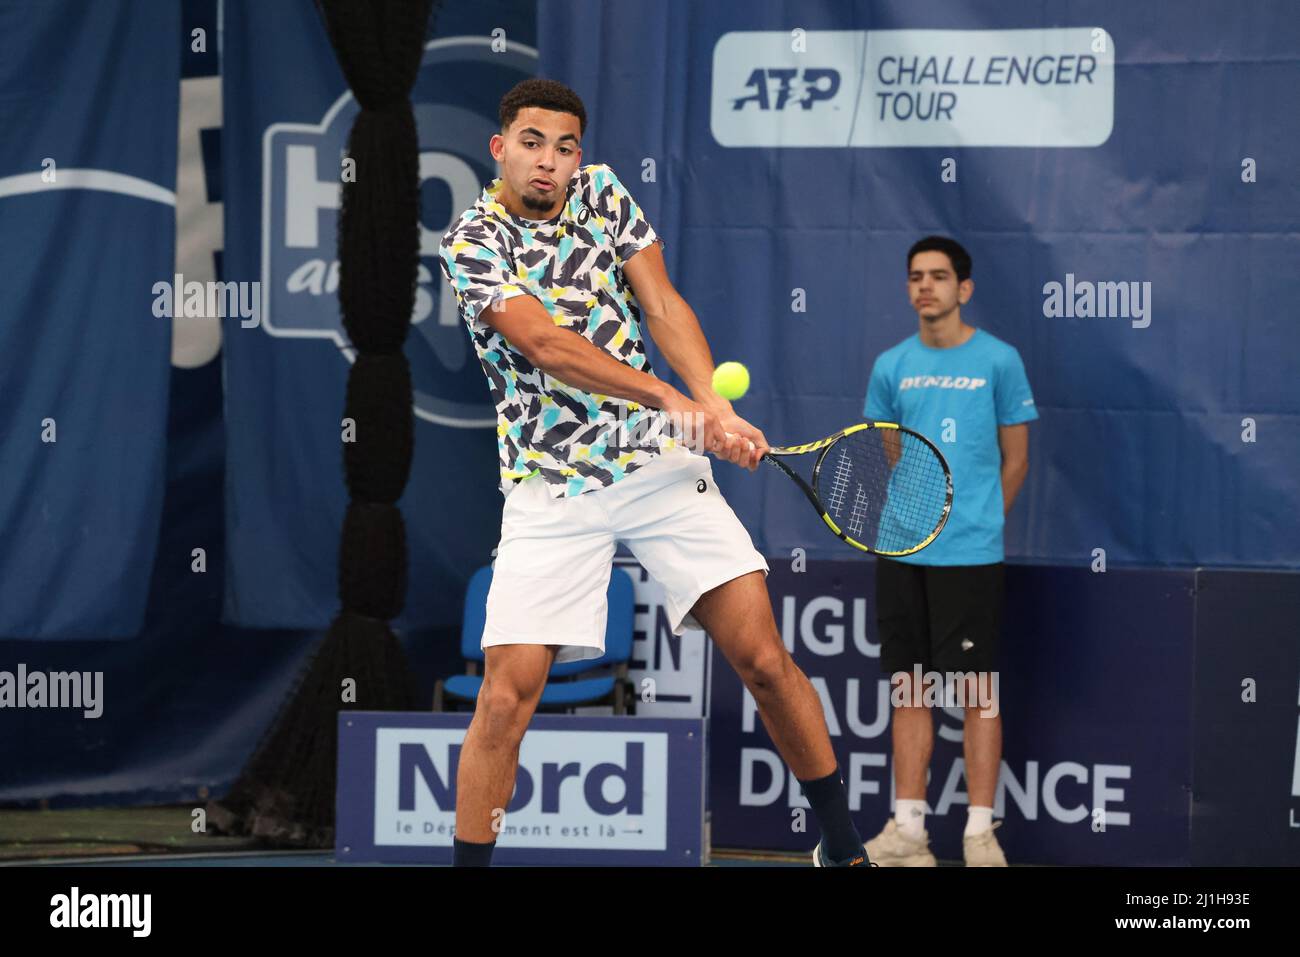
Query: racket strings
[[817, 430, 949, 553]]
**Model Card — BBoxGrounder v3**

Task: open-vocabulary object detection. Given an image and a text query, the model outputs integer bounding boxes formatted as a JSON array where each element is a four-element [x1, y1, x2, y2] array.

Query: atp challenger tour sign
[[712, 28, 1115, 147]]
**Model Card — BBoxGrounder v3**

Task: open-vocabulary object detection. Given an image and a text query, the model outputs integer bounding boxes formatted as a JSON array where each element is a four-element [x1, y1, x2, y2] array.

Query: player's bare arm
[[477, 291, 754, 467], [623, 241, 767, 470], [998, 422, 1029, 514], [478, 292, 666, 405]]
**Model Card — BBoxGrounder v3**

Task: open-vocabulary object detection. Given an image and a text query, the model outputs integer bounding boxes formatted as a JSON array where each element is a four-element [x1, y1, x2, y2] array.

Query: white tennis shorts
[[482, 446, 770, 663]]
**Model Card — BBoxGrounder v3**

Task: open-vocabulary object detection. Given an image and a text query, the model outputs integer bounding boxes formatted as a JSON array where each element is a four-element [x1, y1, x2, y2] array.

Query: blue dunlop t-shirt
[[864, 329, 1037, 566]]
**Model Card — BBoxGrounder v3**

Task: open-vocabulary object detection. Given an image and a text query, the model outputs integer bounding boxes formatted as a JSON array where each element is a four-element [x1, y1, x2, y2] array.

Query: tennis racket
[[753, 422, 952, 556]]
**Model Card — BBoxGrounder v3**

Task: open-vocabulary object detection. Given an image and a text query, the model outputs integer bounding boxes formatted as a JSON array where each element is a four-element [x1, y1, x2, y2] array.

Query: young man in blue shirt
[[863, 236, 1037, 866]]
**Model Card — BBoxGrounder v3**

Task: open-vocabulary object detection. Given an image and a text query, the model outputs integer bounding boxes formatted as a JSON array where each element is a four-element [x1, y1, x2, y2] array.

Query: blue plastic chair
[[432, 565, 637, 714]]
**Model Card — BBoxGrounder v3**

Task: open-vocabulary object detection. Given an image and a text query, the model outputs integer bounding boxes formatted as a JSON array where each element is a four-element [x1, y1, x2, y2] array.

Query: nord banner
[[336, 713, 706, 865]]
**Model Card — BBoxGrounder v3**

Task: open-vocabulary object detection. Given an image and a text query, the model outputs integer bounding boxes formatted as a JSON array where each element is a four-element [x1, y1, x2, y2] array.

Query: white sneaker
[[864, 819, 937, 867], [963, 820, 1008, 866]]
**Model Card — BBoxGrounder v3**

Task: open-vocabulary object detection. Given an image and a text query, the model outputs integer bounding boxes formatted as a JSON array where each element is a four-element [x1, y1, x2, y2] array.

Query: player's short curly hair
[[499, 78, 587, 136]]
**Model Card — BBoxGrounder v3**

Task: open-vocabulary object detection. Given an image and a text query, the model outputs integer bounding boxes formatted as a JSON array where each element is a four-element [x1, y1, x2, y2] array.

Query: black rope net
[[205, 0, 437, 848]]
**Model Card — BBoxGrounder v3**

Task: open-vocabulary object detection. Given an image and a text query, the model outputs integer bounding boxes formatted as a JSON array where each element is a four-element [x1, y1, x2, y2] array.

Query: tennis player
[[862, 236, 1037, 866], [437, 78, 871, 867]]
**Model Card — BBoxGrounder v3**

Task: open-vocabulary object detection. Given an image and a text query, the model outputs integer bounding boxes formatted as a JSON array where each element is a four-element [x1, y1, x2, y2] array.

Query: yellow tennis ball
[[712, 361, 750, 400]]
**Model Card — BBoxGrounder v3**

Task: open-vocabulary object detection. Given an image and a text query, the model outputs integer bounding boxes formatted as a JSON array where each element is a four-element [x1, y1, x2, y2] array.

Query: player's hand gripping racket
[[744, 422, 953, 556]]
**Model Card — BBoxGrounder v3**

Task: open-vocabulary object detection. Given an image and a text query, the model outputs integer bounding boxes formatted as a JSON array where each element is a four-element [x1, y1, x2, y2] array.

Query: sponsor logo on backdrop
[[374, 728, 669, 849], [712, 28, 1114, 147], [734, 589, 1131, 825], [261, 37, 537, 427], [731, 67, 842, 110]]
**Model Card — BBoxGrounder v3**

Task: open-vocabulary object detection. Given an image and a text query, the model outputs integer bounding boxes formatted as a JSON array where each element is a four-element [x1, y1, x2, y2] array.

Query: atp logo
[[261, 37, 537, 427], [731, 68, 842, 110]]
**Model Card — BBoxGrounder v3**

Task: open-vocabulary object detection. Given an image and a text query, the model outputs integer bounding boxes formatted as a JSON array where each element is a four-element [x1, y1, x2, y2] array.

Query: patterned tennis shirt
[[438, 164, 676, 498]]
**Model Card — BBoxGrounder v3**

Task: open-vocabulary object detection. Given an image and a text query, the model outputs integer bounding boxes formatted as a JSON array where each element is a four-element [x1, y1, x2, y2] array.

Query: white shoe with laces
[[863, 819, 937, 867], [963, 820, 1008, 866]]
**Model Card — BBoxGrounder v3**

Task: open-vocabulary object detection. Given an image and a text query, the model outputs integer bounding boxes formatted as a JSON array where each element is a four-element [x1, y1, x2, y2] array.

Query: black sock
[[453, 836, 496, 867], [798, 768, 864, 863]]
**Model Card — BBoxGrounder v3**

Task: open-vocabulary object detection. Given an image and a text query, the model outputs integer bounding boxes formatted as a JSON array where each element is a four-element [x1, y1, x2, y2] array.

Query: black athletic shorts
[[874, 557, 1004, 675]]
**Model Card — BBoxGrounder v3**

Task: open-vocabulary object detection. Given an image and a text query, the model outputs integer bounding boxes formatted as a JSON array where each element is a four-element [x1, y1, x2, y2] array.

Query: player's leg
[[961, 692, 1006, 865], [885, 558, 934, 801], [867, 555, 938, 865], [891, 686, 934, 802], [928, 562, 1007, 865], [689, 571, 868, 865], [454, 643, 558, 858], [961, 670, 1001, 809], [688, 571, 836, 782], [613, 449, 868, 865], [962, 696, 1002, 808], [452, 476, 616, 866]]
